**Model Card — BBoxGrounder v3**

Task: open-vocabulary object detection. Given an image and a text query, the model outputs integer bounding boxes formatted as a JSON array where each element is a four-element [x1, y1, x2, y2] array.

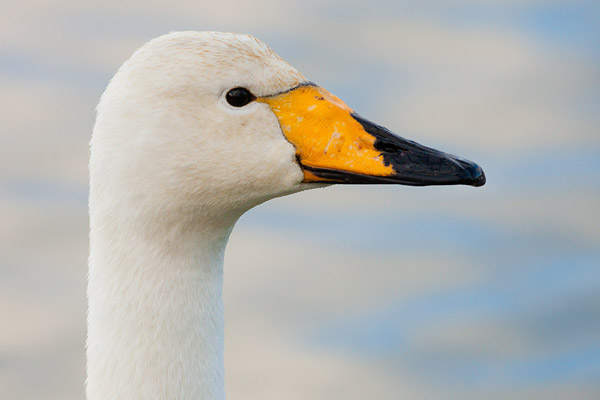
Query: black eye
[[226, 87, 256, 107]]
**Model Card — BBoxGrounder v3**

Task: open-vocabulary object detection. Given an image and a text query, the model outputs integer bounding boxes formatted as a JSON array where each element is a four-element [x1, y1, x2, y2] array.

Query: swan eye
[[225, 87, 256, 107]]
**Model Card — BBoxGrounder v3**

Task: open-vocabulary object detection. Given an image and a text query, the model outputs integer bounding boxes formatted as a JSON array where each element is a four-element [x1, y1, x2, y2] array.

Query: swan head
[[91, 31, 484, 227]]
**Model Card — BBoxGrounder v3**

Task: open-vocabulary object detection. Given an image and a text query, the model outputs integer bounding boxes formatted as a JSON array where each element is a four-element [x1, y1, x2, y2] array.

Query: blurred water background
[[1, 1, 599, 399]]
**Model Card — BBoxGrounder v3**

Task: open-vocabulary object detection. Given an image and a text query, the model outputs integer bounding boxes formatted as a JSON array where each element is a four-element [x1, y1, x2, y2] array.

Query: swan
[[88, 31, 485, 400]]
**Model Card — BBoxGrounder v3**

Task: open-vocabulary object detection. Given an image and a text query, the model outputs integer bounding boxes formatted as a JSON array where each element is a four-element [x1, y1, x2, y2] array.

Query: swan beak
[[258, 83, 485, 186]]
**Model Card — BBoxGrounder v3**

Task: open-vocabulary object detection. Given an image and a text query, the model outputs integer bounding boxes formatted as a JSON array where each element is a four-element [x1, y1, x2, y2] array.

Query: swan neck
[[86, 213, 232, 400]]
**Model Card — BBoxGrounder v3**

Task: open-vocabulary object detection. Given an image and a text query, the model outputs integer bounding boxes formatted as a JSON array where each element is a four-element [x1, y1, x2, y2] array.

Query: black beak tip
[[459, 159, 486, 187]]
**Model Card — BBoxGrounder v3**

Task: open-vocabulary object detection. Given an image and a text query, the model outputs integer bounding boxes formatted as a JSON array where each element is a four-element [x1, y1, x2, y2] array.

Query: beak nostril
[[374, 140, 408, 154]]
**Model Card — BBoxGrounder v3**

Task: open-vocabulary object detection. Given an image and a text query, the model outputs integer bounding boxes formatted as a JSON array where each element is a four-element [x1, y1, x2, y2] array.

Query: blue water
[[235, 148, 600, 390]]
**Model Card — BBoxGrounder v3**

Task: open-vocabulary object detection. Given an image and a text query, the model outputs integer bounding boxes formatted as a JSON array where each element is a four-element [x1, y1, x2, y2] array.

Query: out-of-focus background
[[1, 0, 599, 399]]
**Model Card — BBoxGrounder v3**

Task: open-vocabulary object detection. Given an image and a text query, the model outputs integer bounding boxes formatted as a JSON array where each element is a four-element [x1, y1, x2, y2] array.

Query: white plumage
[[88, 30, 484, 400], [88, 31, 316, 400]]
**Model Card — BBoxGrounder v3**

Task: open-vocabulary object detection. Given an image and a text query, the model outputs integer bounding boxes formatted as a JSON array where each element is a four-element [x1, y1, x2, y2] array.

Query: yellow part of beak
[[258, 84, 394, 182]]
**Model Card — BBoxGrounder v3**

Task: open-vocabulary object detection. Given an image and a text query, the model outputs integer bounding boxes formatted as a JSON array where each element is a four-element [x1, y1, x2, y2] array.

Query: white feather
[[88, 31, 316, 399]]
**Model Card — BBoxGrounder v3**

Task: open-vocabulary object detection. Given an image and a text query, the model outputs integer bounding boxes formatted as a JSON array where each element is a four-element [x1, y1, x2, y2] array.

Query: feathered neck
[[86, 199, 234, 399]]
